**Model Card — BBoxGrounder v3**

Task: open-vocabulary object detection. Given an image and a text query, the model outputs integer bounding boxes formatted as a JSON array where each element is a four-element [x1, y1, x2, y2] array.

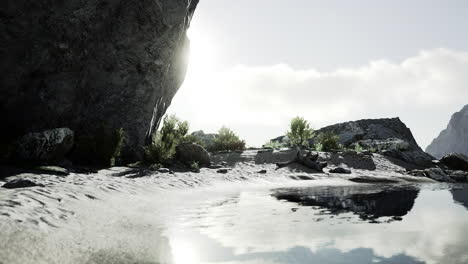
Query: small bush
[[286, 117, 314, 147], [190, 161, 200, 172], [316, 131, 341, 152], [314, 142, 323, 152], [208, 127, 246, 152], [181, 134, 205, 147], [263, 140, 283, 149], [144, 115, 189, 164], [354, 143, 364, 153]]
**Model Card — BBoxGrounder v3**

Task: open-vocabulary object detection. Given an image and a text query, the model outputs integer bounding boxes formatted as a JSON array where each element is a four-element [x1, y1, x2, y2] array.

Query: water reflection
[[272, 186, 419, 222], [166, 184, 468, 264]]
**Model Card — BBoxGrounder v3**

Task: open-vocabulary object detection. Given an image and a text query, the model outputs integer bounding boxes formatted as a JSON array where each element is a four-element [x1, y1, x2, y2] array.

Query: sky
[[169, 0, 468, 148]]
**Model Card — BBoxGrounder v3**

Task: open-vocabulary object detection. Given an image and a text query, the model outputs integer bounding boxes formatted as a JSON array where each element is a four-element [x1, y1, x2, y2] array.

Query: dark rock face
[[175, 143, 210, 167], [314, 118, 434, 168], [14, 128, 74, 163], [0, 0, 199, 163], [440, 153, 468, 172], [426, 105, 468, 159]]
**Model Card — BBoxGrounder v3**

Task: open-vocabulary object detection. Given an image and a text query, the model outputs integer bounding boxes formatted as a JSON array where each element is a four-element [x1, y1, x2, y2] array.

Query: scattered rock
[[148, 164, 161, 171], [329, 167, 352, 174], [342, 150, 357, 155], [449, 170, 468, 182], [424, 168, 450, 182], [2, 179, 45, 189], [439, 153, 468, 172], [35, 166, 69, 176], [406, 170, 427, 177], [157, 168, 172, 174], [297, 175, 314, 180], [14, 128, 74, 163], [258, 169, 267, 174], [349, 176, 400, 184], [217, 169, 229, 174], [176, 143, 211, 167]]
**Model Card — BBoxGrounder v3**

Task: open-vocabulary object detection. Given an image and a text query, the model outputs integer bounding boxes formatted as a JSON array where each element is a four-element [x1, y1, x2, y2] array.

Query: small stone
[[217, 169, 229, 174], [424, 168, 450, 182], [35, 166, 69, 176], [329, 167, 352, 174], [157, 168, 171, 173], [2, 179, 45, 189], [148, 164, 161, 171], [14, 128, 74, 163], [258, 169, 267, 174]]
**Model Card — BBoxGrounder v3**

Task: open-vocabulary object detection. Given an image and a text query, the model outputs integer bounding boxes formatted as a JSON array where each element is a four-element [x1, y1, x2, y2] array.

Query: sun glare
[[171, 238, 200, 264], [186, 27, 217, 77]]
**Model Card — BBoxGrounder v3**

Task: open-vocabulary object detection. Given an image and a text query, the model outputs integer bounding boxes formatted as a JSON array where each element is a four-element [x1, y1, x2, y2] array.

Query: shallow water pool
[[164, 184, 468, 264]]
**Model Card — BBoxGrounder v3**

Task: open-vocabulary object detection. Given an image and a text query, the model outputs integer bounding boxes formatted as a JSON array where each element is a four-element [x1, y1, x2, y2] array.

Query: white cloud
[[169, 48, 468, 148]]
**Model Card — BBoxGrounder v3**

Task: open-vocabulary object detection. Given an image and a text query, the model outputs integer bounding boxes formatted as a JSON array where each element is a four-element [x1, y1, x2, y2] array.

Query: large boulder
[[426, 105, 468, 158], [440, 153, 468, 172], [0, 0, 199, 163], [14, 128, 74, 163], [175, 143, 211, 167], [313, 118, 434, 168]]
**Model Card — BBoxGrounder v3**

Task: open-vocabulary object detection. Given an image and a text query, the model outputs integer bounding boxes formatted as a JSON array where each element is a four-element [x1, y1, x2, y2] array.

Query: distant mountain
[[426, 105, 468, 159]]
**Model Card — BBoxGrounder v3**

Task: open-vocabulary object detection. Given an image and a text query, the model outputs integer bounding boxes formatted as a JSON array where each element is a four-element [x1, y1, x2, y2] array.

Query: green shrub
[[144, 115, 189, 164], [190, 161, 200, 172], [354, 143, 364, 153], [181, 134, 205, 147], [314, 142, 323, 152], [263, 140, 283, 149], [286, 117, 314, 147], [316, 131, 341, 152], [208, 127, 246, 152]]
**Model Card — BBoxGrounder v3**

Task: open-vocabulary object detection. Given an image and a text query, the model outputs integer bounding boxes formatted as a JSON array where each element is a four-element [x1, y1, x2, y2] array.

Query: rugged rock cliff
[[314, 118, 434, 167], [0, 0, 198, 163], [426, 105, 468, 159]]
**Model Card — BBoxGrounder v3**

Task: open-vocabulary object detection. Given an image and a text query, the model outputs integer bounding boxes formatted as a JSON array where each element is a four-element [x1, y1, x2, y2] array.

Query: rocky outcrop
[[314, 118, 434, 168], [175, 143, 210, 167], [0, 0, 199, 163], [440, 153, 468, 171], [14, 128, 74, 163], [426, 105, 468, 158]]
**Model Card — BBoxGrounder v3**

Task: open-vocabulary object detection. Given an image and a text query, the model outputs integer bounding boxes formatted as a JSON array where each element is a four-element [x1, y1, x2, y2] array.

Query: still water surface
[[165, 184, 468, 264]]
